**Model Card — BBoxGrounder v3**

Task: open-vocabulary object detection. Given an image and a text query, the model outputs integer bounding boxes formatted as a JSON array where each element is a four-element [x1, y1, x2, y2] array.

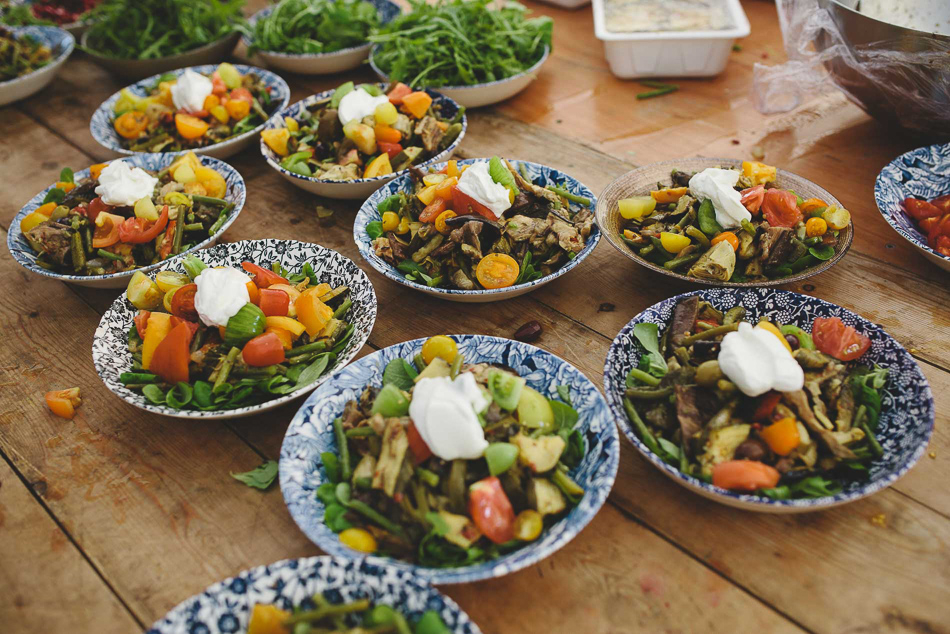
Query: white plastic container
[[592, 0, 750, 78]]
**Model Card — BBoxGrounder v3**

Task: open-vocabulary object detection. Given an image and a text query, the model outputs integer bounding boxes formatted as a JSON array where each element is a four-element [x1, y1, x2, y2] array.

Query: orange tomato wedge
[[760, 417, 801, 456], [712, 460, 781, 491], [148, 322, 192, 384], [45, 388, 81, 419]]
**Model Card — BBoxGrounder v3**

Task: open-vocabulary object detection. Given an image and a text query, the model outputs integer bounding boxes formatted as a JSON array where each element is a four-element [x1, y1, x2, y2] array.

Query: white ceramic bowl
[[90, 63, 290, 160], [260, 84, 466, 200], [242, 0, 401, 75], [0, 26, 74, 107], [368, 45, 549, 109]]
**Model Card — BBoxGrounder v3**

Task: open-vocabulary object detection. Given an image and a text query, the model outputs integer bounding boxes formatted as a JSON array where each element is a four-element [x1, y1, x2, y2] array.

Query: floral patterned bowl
[[603, 288, 934, 513], [0, 26, 74, 107], [353, 158, 599, 302], [874, 142, 950, 272], [281, 335, 619, 584], [92, 239, 377, 420], [146, 556, 481, 634]]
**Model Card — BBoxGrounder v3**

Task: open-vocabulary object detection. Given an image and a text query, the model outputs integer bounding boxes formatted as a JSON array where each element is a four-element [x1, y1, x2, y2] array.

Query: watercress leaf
[[142, 383, 166, 405], [377, 194, 402, 213], [42, 187, 65, 205], [556, 384, 572, 405], [59, 167, 74, 183], [383, 358, 418, 390], [192, 380, 214, 409], [366, 220, 384, 239], [632, 322, 668, 377], [759, 486, 790, 500], [549, 400, 578, 432], [558, 429, 585, 469], [165, 382, 194, 409], [230, 460, 278, 490], [316, 482, 338, 505], [295, 353, 332, 388], [324, 503, 353, 532], [808, 245, 835, 261], [321, 452, 341, 484]]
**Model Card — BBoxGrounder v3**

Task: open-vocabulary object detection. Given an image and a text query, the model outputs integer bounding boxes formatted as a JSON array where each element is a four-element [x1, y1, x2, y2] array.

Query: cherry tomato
[[241, 262, 288, 288], [927, 214, 950, 248], [936, 234, 950, 257], [902, 197, 943, 220], [452, 187, 495, 219], [739, 184, 765, 214], [175, 114, 209, 140], [114, 111, 149, 139], [258, 288, 290, 317], [211, 72, 227, 96], [387, 82, 413, 105], [92, 211, 124, 248], [170, 283, 199, 322], [377, 141, 403, 159], [476, 253, 520, 289], [761, 189, 803, 228], [407, 422, 433, 465], [242, 332, 286, 367], [421, 335, 457, 364], [468, 476, 515, 544], [512, 509, 543, 541], [812, 316, 871, 361], [711, 231, 739, 251], [86, 196, 112, 224], [229, 87, 253, 104], [419, 197, 447, 223], [712, 460, 781, 491], [134, 310, 151, 339], [117, 205, 169, 244]]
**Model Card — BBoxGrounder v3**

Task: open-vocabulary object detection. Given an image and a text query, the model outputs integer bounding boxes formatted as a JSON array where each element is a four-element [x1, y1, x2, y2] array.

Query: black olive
[[784, 334, 800, 350], [514, 321, 542, 342], [734, 438, 770, 462]]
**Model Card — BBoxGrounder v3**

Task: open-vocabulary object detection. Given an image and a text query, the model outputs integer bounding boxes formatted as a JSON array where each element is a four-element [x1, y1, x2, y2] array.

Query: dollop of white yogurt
[[456, 161, 512, 219], [718, 322, 804, 397], [94, 161, 159, 207], [337, 88, 390, 126], [688, 167, 752, 229], [409, 372, 490, 460], [171, 69, 213, 113], [193, 267, 252, 328]]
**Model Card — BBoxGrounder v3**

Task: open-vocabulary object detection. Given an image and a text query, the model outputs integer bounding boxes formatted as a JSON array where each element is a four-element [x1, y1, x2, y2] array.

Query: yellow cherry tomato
[[475, 253, 520, 289], [175, 113, 209, 140], [446, 159, 460, 178], [823, 205, 851, 231], [710, 231, 740, 251], [513, 509, 543, 541], [114, 111, 149, 139], [374, 101, 399, 126], [210, 105, 229, 124], [659, 231, 691, 254], [381, 211, 400, 232], [435, 210, 456, 234], [261, 128, 290, 157], [225, 98, 250, 120], [805, 217, 828, 237], [618, 196, 656, 220], [284, 116, 299, 132], [421, 335, 458, 365], [396, 216, 410, 235], [339, 527, 377, 553], [756, 321, 792, 352], [247, 604, 291, 634]]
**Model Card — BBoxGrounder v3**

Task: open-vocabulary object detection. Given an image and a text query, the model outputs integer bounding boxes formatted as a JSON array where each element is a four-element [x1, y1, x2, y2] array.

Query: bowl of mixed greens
[[79, 0, 244, 80], [260, 81, 465, 200], [596, 157, 854, 287], [355, 157, 599, 302], [93, 239, 377, 420], [1, 0, 100, 34], [243, 0, 401, 75], [604, 288, 934, 512], [147, 556, 481, 634], [280, 334, 619, 584], [8, 152, 245, 289], [91, 63, 290, 160], [367, 0, 552, 109], [0, 25, 73, 106]]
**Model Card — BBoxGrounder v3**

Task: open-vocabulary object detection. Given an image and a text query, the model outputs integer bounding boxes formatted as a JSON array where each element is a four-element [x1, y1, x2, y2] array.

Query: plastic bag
[[752, 0, 950, 136]]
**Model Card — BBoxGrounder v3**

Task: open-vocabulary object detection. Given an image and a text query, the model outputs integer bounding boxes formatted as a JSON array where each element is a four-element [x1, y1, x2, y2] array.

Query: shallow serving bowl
[[90, 63, 290, 160], [146, 556, 481, 634], [603, 288, 934, 513], [280, 335, 619, 584], [0, 26, 74, 107], [354, 158, 599, 302], [243, 0, 401, 75], [3, 0, 92, 34], [368, 45, 549, 109], [8, 153, 245, 289], [260, 84, 465, 200], [93, 239, 377, 420], [874, 142, 950, 272], [80, 30, 242, 81], [596, 157, 853, 287]]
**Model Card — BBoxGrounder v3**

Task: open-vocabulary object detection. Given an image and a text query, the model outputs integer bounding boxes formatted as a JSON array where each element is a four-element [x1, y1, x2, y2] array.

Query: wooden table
[[2, 1, 948, 632]]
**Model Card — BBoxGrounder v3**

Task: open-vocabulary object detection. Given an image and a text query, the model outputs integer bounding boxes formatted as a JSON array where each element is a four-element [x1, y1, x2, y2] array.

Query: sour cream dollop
[[456, 161, 512, 219], [94, 161, 159, 207], [718, 322, 804, 397], [688, 167, 752, 229], [337, 88, 390, 126], [193, 267, 252, 328], [408, 372, 490, 460], [171, 69, 213, 113]]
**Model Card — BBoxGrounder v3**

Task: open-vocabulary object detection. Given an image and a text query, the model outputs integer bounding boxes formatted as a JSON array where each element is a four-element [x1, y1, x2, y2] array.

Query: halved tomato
[[117, 205, 169, 244], [761, 189, 803, 228], [170, 283, 199, 322], [407, 422, 432, 465], [241, 262, 288, 288], [92, 211, 125, 248], [468, 476, 515, 544], [812, 316, 871, 361], [452, 187, 495, 220], [258, 288, 290, 317], [134, 310, 151, 339], [902, 197, 943, 220], [739, 184, 765, 214], [242, 332, 286, 367]]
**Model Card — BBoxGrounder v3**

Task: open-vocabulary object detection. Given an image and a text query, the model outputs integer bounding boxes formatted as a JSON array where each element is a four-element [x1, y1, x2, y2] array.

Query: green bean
[[416, 467, 440, 487], [675, 208, 696, 228], [334, 417, 352, 482], [638, 244, 655, 258], [519, 161, 531, 182], [681, 322, 739, 346], [545, 185, 590, 206], [449, 353, 464, 379], [346, 499, 404, 535], [120, 372, 158, 385], [213, 347, 240, 392], [97, 249, 125, 262], [447, 459, 466, 513], [183, 222, 204, 232], [626, 368, 661, 387], [190, 194, 230, 207], [331, 298, 352, 319], [344, 426, 376, 438], [626, 386, 674, 400], [413, 353, 427, 372], [622, 397, 664, 456], [233, 366, 280, 378], [70, 231, 85, 272], [171, 211, 185, 255], [723, 306, 746, 325], [664, 252, 701, 271], [287, 340, 328, 358], [685, 225, 710, 247], [740, 219, 756, 236], [855, 405, 883, 458], [649, 237, 674, 261], [283, 599, 372, 626], [636, 86, 678, 99], [208, 208, 230, 236]]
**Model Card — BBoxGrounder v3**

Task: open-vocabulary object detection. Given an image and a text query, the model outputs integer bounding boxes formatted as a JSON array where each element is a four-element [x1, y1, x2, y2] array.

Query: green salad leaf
[[230, 460, 278, 490], [246, 0, 380, 55]]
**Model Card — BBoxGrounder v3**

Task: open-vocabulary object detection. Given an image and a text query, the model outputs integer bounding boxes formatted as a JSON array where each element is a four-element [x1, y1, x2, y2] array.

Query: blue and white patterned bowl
[[260, 85, 466, 200], [90, 64, 290, 160], [92, 239, 377, 420], [3, 0, 92, 34], [604, 288, 935, 513], [874, 142, 950, 272], [281, 335, 619, 584], [146, 556, 481, 634], [0, 26, 74, 107], [354, 158, 600, 302], [243, 0, 401, 75], [7, 153, 245, 289]]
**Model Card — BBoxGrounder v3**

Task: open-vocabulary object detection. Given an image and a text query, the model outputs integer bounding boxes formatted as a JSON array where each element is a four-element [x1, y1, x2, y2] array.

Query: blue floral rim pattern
[[146, 556, 481, 634], [874, 142, 950, 264], [7, 153, 246, 283], [0, 25, 74, 87], [603, 288, 935, 510], [280, 335, 619, 584], [90, 64, 290, 156], [353, 158, 600, 297], [259, 84, 466, 186]]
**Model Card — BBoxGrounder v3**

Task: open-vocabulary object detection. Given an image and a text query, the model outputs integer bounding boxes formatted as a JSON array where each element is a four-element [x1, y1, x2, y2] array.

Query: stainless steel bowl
[[815, 0, 950, 137]]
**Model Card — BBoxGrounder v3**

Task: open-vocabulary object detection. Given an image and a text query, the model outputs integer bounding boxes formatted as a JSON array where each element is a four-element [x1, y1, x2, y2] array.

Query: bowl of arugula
[[367, 0, 552, 109], [243, 0, 401, 76]]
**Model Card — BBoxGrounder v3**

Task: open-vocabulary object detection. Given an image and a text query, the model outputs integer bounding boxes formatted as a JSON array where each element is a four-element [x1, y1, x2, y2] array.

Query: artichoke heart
[[688, 240, 736, 281]]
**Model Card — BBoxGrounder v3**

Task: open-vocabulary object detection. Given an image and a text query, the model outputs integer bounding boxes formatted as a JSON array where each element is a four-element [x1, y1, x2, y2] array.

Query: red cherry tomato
[[468, 476, 515, 544], [935, 234, 950, 257], [148, 322, 192, 384], [117, 205, 169, 244], [86, 196, 112, 224], [407, 422, 432, 465], [739, 184, 765, 214], [927, 214, 950, 248], [378, 141, 403, 159], [452, 187, 495, 220], [241, 262, 289, 288], [712, 461, 780, 491], [134, 310, 151, 339], [902, 198, 944, 220], [812, 317, 872, 361], [229, 87, 253, 104], [170, 283, 199, 322], [387, 82, 413, 105], [242, 332, 286, 367], [211, 72, 227, 96], [258, 288, 290, 317], [761, 189, 803, 228]]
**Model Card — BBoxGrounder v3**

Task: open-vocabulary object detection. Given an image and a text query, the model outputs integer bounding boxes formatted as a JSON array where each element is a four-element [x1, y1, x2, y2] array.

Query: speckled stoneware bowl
[[243, 0, 401, 75], [0, 26, 74, 107], [91, 64, 290, 160], [604, 288, 934, 513], [281, 335, 619, 584], [146, 556, 481, 634], [93, 239, 377, 420], [4, 0, 93, 34], [354, 158, 599, 302], [595, 158, 854, 287], [368, 45, 550, 109], [7, 153, 245, 289], [260, 84, 466, 200], [874, 142, 950, 272], [80, 30, 242, 80]]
